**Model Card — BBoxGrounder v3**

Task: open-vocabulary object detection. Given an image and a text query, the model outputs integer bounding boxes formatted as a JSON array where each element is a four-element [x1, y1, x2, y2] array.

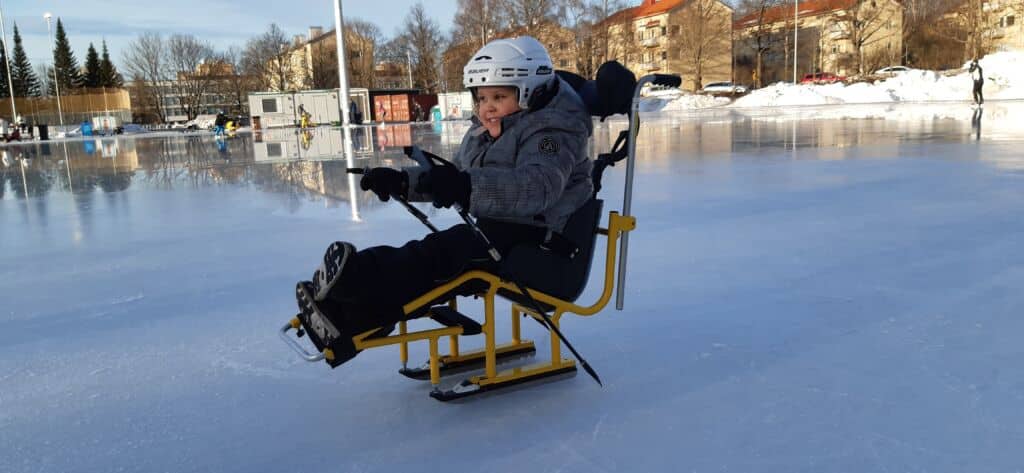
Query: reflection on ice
[[3, 103, 1024, 212]]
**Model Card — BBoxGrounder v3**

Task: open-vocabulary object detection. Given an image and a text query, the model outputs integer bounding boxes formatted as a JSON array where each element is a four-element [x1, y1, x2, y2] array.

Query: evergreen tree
[[10, 24, 40, 97], [83, 43, 101, 88], [98, 40, 122, 87], [50, 18, 83, 94], [0, 40, 8, 98]]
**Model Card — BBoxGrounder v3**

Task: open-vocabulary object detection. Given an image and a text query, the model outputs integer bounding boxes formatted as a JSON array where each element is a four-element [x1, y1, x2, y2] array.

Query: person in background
[[213, 111, 228, 136], [412, 101, 424, 122], [349, 100, 363, 125], [969, 59, 984, 105]]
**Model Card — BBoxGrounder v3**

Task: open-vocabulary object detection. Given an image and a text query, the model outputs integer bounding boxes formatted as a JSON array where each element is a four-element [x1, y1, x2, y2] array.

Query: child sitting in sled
[[295, 36, 594, 367]]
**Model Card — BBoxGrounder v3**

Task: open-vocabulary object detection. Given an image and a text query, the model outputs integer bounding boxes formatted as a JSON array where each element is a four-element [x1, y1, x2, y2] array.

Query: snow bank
[[640, 89, 731, 112], [731, 51, 1024, 108]]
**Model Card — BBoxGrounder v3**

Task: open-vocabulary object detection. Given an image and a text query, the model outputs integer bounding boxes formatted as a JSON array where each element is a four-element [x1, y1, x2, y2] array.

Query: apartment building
[[734, 0, 904, 82]]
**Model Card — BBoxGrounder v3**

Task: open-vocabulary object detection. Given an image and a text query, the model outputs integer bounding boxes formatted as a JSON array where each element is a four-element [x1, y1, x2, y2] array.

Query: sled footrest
[[428, 306, 482, 335]]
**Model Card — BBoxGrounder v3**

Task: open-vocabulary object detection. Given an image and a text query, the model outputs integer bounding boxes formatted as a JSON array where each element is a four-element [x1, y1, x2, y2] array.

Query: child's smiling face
[[474, 86, 521, 138]]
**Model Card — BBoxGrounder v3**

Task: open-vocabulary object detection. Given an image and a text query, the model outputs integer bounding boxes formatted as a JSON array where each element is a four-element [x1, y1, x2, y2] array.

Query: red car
[[800, 72, 846, 84]]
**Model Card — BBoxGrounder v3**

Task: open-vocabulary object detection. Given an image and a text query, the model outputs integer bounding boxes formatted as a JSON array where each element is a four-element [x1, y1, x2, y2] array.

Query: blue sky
[[2, 0, 458, 71]]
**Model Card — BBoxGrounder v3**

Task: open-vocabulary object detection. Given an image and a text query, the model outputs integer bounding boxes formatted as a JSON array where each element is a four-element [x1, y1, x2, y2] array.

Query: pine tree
[[98, 40, 122, 87], [10, 24, 40, 97], [0, 40, 9, 98], [83, 43, 101, 88], [50, 18, 83, 94]]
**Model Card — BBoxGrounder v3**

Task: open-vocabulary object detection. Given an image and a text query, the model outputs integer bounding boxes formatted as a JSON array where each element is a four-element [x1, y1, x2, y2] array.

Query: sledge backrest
[[558, 62, 640, 198], [499, 198, 604, 305], [556, 61, 637, 121]]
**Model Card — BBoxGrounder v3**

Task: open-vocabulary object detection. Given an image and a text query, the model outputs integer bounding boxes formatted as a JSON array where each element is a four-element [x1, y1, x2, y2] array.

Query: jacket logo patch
[[539, 137, 558, 155]]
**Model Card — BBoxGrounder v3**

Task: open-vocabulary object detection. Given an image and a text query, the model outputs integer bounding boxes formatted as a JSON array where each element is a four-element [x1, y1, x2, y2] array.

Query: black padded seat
[[496, 198, 604, 309]]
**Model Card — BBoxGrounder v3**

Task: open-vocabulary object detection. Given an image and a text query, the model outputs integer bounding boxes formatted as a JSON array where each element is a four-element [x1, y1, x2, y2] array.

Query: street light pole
[[793, 0, 799, 83], [44, 12, 64, 129], [406, 50, 413, 89], [333, 0, 351, 127], [0, 1, 18, 123]]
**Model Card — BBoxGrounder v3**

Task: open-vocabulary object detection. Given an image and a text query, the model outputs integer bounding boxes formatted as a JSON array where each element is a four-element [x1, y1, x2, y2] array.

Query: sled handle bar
[[278, 320, 325, 362]]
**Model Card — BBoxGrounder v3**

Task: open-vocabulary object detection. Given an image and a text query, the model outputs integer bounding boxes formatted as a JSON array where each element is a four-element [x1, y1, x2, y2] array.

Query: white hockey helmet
[[463, 36, 555, 110]]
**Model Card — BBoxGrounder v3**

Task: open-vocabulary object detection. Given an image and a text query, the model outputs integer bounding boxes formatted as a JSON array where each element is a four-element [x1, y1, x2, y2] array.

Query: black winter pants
[[321, 220, 547, 331], [973, 79, 984, 105]]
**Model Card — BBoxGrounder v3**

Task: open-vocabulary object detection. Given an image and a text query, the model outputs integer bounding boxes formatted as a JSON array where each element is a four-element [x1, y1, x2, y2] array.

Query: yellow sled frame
[[287, 211, 634, 398]]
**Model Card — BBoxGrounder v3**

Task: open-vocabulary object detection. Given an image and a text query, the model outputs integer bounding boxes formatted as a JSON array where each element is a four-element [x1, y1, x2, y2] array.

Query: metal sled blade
[[429, 363, 578, 402]]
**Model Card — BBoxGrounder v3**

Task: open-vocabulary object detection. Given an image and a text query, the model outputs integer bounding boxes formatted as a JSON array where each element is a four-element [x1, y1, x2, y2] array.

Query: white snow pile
[[639, 88, 731, 112], [731, 51, 1024, 108]]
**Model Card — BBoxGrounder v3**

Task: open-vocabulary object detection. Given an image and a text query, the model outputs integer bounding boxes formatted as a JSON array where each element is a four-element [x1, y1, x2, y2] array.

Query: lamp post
[[43, 12, 65, 129], [0, 1, 17, 123], [406, 50, 413, 89], [793, 0, 799, 83], [333, 0, 351, 127]]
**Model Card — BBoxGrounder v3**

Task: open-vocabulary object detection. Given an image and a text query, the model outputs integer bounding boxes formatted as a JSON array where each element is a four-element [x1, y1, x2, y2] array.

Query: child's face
[[475, 86, 521, 138]]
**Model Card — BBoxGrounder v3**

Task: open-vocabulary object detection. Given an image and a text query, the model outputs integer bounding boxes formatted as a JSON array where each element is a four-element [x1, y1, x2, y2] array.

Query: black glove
[[415, 166, 471, 209], [359, 168, 408, 202]]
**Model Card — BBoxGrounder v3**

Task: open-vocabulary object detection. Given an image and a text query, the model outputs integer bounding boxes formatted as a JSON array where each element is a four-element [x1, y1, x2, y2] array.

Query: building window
[[660, 26, 666, 36], [1003, 15, 1016, 27], [267, 143, 282, 157], [661, 51, 667, 60], [559, 59, 569, 67], [559, 41, 568, 50], [262, 98, 277, 113], [671, 25, 680, 36]]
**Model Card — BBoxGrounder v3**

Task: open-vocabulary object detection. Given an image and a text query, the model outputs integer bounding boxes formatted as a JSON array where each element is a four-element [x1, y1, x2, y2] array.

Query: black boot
[[312, 241, 355, 302], [295, 281, 359, 368]]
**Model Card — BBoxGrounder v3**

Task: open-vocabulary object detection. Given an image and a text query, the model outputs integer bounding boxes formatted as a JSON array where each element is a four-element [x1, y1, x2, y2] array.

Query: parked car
[[874, 66, 911, 75], [800, 72, 846, 84], [701, 82, 749, 95]]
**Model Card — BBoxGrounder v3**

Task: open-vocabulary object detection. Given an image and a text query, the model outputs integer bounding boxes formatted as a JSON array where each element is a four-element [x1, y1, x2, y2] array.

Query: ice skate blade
[[430, 364, 578, 402], [398, 343, 537, 381]]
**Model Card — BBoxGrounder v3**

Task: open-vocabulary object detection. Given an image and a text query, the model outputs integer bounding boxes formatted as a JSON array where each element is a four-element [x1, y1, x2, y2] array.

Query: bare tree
[[215, 46, 256, 115], [167, 34, 217, 120], [932, 0, 1022, 62], [401, 3, 444, 92], [903, 0, 962, 68], [242, 24, 294, 91], [586, 0, 628, 66], [346, 19, 382, 88], [453, 0, 508, 47], [735, 0, 781, 87], [122, 32, 169, 122], [35, 64, 53, 97], [827, 0, 895, 75], [676, 0, 732, 90], [500, 0, 557, 35], [556, 0, 595, 76]]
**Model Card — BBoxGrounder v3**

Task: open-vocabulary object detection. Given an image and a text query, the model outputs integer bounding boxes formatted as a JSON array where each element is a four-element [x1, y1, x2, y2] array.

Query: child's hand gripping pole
[[346, 166, 439, 233], [403, 146, 502, 262]]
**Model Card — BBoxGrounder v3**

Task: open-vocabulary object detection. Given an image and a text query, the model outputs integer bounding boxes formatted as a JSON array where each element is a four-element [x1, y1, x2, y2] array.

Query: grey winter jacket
[[406, 77, 594, 233]]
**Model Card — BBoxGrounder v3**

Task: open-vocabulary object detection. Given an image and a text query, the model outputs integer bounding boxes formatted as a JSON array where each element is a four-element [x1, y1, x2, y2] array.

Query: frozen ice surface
[[2, 103, 1024, 472]]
